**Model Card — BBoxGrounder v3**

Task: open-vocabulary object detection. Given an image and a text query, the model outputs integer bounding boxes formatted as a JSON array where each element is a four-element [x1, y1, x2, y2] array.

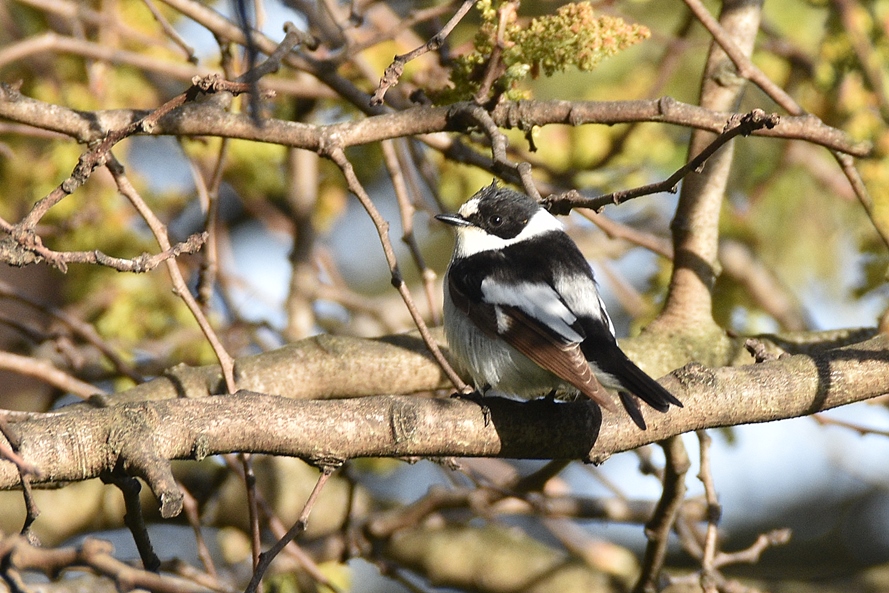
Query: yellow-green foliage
[[432, 0, 650, 103]]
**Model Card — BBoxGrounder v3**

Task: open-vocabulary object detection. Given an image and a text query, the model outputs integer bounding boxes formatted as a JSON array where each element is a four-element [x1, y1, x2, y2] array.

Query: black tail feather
[[613, 355, 682, 414], [619, 392, 647, 430]]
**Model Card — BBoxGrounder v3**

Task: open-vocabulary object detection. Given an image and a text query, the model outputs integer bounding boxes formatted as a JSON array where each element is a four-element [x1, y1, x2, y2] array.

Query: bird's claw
[[451, 389, 492, 426]]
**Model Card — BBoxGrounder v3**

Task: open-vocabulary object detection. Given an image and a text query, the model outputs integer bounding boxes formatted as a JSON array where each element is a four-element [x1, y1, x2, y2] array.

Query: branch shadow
[[803, 341, 889, 416], [479, 396, 602, 460]]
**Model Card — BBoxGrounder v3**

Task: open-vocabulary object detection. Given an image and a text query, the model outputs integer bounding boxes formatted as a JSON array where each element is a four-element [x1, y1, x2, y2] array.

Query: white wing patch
[[553, 270, 615, 337], [481, 280, 583, 343]]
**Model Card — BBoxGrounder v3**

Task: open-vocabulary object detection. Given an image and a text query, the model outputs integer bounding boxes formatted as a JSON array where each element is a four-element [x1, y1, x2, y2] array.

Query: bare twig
[[0, 279, 143, 383], [238, 22, 318, 84], [371, 0, 474, 105], [0, 351, 102, 399], [141, 0, 198, 63], [326, 146, 468, 392], [0, 418, 41, 543], [697, 430, 720, 593], [245, 464, 339, 593], [713, 528, 792, 568], [241, 454, 262, 573], [0, 229, 209, 274], [187, 140, 228, 310], [456, 103, 541, 199], [544, 109, 779, 215], [106, 156, 237, 394], [337, 1, 462, 65], [682, 0, 889, 250], [813, 414, 889, 439], [0, 418, 39, 477], [102, 471, 161, 572], [6, 21, 314, 249], [472, 0, 518, 105], [744, 338, 781, 363], [382, 139, 440, 325], [221, 454, 342, 590], [634, 436, 690, 593], [0, 534, 216, 593], [178, 483, 219, 579]]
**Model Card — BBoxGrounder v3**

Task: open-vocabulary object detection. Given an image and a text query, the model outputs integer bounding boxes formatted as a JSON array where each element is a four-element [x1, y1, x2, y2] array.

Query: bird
[[435, 182, 682, 429]]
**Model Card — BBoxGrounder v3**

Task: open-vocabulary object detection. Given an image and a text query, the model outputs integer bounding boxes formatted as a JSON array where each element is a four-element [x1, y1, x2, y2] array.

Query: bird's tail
[[613, 356, 682, 430]]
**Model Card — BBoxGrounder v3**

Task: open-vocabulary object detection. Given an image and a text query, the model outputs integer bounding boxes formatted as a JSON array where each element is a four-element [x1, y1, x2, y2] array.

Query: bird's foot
[[451, 388, 491, 426]]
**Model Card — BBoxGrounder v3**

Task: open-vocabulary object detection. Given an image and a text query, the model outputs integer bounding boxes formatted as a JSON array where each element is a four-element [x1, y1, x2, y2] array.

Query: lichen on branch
[[432, 0, 650, 103]]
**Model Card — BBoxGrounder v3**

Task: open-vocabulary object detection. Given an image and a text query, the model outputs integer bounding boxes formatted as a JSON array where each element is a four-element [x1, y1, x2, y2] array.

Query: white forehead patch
[[458, 197, 480, 218]]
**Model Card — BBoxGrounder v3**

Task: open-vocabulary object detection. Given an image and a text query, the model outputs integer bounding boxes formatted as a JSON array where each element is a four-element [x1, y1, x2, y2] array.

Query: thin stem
[[634, 436, 690, 593], [326, 146, 467, 392], [106, 155, 237, 394], [370, 0, 474, 105], [696, 430, 720, 593], [245, 465, 338, 593], [382, 139, 440, 325]]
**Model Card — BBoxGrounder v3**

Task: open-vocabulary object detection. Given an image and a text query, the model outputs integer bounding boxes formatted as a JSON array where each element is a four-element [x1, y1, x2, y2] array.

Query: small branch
[[102, 471, 162, 572], [713, 529, 793, 569], [634, 436, 691, 593], [370, 0, 474, 106], [0, 418, 41, 543], [454, 103, 541, 199], [472, 0, 518, 105], [0, 418, 39, 477], [18, 475, 39, 543], [833, 152, 889, 250], [106, 156, 237, 395], [325, 145, 467, 392], [580, 209, 673, 259], [696, 430, 720, 593], [237, 21, 318, 85], [189, 137, 229, 310], [0, 350, 102, 399], [682, 0, 797, 115], [178, 483, 219, 578], [245, 464, 339, 593], [7, 21, 313, 245], [544, 109, 779, 215], [141, 0, 199, 63], [382, 139, 440, 325], [238, 463, 344, 592], [0, 230, 209, 274], [682, 0, 889, 251], [336, 2, 462, 65], [238, 454, 263, 572], [0, 534, 217, 593], [744, 338, 781, 363], [0, 278, 143, 383], [813, 414, 889, 439]]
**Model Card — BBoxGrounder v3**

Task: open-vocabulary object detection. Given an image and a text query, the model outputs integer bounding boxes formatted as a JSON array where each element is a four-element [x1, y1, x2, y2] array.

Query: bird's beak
[[435, 213, 471, 227]]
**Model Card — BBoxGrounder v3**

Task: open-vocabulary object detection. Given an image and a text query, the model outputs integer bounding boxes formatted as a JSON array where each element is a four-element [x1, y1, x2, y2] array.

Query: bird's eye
[[489, 215, 503, 227]]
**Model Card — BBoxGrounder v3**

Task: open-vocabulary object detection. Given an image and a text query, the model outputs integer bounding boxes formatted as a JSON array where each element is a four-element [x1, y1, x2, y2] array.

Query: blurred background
[[1, 0, 889, 591]]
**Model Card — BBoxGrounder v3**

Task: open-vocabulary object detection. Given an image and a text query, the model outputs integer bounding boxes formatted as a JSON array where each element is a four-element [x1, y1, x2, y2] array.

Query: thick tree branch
[[652, 0, 762, 332], [1, 334, 887, 494], [0, 87, 868, 157]]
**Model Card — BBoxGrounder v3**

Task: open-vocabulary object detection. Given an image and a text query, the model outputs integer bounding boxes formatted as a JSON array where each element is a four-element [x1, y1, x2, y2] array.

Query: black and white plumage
[[436, 183, 682, 429]]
